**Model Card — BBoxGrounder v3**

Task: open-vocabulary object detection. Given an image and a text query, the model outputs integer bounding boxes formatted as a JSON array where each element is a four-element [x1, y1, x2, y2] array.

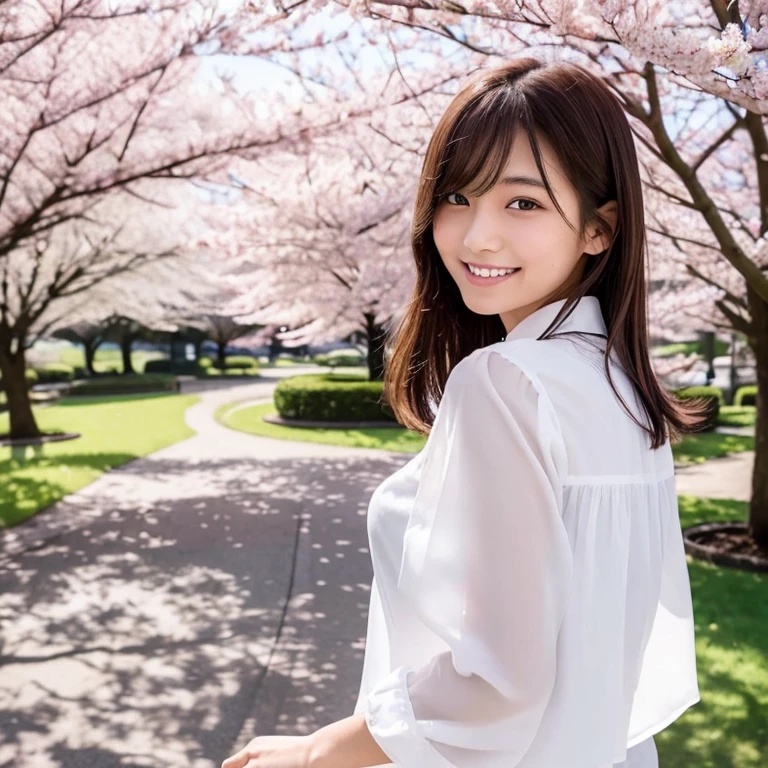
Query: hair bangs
[[433, 89, 572, 231], [433, 89, 521, 200]]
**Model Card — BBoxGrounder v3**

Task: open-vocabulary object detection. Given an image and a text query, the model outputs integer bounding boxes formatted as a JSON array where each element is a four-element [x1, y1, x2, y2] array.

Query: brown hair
[[383, 56, 710, 449]]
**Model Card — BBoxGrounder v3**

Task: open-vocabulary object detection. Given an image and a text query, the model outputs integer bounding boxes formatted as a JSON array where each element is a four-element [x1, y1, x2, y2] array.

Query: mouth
[[462, 261, 522, 284], [462, 260, 521, 272]]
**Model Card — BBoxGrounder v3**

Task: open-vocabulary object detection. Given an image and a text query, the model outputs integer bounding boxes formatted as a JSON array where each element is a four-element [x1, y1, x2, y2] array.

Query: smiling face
[[432, 128, 616, 336]]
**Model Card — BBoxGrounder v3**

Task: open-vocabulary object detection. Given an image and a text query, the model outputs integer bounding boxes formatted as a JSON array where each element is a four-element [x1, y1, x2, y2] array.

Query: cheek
[[432, 207, 457, 252], [432, 212, 446, 252]]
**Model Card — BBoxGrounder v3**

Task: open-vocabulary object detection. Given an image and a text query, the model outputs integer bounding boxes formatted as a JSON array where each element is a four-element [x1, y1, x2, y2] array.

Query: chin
[[460, 296, 507, 316]]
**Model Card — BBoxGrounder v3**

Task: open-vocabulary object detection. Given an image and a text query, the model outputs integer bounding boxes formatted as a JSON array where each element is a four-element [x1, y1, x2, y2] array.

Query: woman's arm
[[310, 712, 391, 768], [310, 349, 573, 768], [350, 349, 572, 768]]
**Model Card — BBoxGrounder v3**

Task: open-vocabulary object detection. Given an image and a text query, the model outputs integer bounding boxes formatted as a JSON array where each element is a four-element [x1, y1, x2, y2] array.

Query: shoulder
[[441, 341, 554, 423], [441, 343, 569, 480], [452, 340, 555, 406]]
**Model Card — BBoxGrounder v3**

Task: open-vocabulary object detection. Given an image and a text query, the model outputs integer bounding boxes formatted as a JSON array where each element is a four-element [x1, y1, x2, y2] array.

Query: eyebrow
[[498, 175, 547, 189]]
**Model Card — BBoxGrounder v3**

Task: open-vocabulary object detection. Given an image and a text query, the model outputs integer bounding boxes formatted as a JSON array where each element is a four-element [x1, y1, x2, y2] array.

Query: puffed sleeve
[[363, 347, 573, 767]]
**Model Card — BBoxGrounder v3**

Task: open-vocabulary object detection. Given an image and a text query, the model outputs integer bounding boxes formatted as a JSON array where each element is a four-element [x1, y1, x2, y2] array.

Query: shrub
[[671, 385, 722, 431], [144, 358, 202, 375], [313, 352, 366, 368], [216, 355, 259, 371], [273, 373, 396, 423], [654, 338, 730, 358], [734, 385, 757, 407], [34, 362, 75, 383], [68, 374, 178, 396], [198, 356, 213, 369]]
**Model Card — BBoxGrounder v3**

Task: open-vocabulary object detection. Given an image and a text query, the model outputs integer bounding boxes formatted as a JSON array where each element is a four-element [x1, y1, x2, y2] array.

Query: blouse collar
[[504, 296, 607, 342]]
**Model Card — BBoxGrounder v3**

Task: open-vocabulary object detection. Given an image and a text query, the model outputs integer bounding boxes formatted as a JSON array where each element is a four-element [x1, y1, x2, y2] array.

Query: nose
[[462, 208, 503, 256]]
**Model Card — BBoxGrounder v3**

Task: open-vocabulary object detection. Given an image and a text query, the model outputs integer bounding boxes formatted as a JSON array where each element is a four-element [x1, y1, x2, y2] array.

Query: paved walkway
[[675, 451, 754, 501], [674, 425, 755, 502], [0, 370, 413, 768], [0, 375, 755, 767]]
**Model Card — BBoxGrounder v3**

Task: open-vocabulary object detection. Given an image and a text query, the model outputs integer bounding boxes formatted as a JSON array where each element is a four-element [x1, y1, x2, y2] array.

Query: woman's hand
[[221, 733, 315, 768]]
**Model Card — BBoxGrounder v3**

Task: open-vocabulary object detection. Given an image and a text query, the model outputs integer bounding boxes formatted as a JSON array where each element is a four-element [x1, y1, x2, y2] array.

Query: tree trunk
[[0, 345, 41, 440], [746, 286, 768, 547], [216, 341, 227, 370], [363, 312, 387, 381], [121, 336, 135, 375], [728, 332, 737, 406], [84, 341, 97, 375]]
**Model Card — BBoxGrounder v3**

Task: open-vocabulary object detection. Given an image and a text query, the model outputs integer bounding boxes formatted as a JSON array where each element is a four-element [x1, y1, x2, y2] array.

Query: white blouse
[[353, 296, 700, 768]]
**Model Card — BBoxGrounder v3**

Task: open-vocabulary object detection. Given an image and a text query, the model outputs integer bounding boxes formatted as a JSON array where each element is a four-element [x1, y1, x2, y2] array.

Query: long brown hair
[[383, 56, 710, 449]]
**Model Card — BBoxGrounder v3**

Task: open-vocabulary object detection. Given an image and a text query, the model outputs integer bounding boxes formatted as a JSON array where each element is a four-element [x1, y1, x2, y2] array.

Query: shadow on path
[[0, 450, 412, 768]]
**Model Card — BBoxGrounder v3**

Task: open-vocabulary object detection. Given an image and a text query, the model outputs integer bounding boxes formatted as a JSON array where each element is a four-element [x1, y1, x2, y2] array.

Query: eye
[[443, 192, 468, 205], [509, 198, 540, 211], [441, 193, 540, 211]]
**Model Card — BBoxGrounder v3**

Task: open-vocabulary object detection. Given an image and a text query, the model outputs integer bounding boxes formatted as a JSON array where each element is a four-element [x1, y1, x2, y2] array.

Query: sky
[[194, 3, 734, 149], [197, 3, 462, 114]]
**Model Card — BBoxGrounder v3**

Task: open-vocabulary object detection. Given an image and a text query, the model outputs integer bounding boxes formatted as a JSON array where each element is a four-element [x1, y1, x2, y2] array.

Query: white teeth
[[467, 263, 518, 277]]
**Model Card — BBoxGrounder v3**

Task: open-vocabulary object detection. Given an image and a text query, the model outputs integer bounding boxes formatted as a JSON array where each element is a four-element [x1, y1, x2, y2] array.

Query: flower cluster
[[707, 22, 753, 75]]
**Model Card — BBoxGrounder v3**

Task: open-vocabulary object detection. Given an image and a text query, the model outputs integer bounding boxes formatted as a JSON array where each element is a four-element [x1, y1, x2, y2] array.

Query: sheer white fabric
[[353, 296, 700, 768]]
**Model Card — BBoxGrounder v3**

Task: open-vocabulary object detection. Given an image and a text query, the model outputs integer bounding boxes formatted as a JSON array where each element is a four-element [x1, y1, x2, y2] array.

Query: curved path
[[0, 370, 754, 767], [0, 369, 412, 768]]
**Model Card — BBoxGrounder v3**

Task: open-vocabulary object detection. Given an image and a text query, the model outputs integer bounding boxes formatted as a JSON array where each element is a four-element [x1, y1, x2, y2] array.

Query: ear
[[584, 200, 618, 255]]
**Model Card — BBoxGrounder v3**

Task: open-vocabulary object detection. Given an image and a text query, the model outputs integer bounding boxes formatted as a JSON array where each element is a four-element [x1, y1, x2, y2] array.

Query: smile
[[463, 261, 521, 285]]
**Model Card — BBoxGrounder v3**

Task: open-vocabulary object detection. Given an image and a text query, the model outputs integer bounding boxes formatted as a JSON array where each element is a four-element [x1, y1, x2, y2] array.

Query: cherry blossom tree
[[237, 0, 768, 544], [0, 0, 365, 440], [198, 117, 426, 381], [48, 251, 214, 375], [50, 321, 109, 375]]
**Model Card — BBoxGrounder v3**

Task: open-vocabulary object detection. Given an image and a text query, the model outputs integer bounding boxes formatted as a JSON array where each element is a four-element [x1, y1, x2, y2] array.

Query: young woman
[[222, 56, 708, 768], [350, 56, 707, 768]]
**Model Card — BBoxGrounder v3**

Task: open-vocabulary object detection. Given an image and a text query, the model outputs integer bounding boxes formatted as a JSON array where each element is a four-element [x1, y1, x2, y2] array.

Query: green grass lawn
[[0, 392, 198, 528], [664, 496, 768, 767], [674, 431, 754, 466], [674, 405, 755, 466], [215, 400, 428, 453], [55, 346, 166, 374], [215, 401, 757, 466]]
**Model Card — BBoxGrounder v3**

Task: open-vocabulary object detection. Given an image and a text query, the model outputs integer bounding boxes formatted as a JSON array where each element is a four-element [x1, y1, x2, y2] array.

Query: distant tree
[[51, 322, 108, 376], [0, 0, 332, 439], [201, 135, 419, 381]]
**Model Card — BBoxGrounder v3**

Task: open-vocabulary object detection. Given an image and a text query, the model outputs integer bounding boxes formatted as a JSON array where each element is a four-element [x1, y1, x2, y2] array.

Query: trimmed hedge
[[34, 362, 75, 383], [734, 385, 757, 407], [273, 373, 396, 422], [68, 374, 179, 396], [214, 355, 260, 371], [313, 352, 366, 368], [672, 384, 722, 431], [144, 358, 202, 376], [654, 338, 731, 358]]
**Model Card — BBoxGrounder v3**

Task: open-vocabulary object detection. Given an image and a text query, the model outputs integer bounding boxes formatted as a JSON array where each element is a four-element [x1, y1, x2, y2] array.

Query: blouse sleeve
[[363, 348, 573, 767]]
